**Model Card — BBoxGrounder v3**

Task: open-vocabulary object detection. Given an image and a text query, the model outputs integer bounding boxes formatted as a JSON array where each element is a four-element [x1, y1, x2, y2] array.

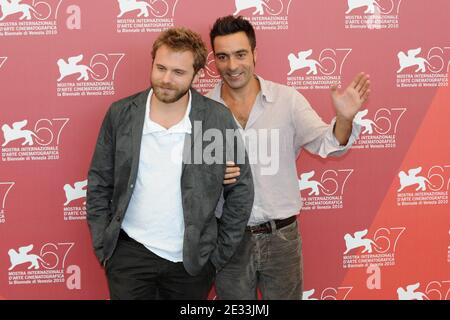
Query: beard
[[153, 84, 190, 104]]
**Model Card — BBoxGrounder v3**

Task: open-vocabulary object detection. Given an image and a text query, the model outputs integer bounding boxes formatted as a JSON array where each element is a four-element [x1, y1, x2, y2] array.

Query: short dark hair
[[209, 15, 256, 52], [152, 27, 207, 74]]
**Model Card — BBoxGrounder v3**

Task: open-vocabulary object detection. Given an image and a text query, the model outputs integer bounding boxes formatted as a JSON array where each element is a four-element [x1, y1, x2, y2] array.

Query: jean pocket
[[276, 221, 299, 242]]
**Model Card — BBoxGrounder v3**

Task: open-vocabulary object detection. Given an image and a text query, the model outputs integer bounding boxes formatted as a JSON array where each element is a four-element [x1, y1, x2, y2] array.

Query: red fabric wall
[[0, 0, 448, 299]]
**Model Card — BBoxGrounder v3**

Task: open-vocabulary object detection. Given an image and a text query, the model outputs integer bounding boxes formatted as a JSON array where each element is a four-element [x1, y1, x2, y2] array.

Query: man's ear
[[253, 47, 257, 65]]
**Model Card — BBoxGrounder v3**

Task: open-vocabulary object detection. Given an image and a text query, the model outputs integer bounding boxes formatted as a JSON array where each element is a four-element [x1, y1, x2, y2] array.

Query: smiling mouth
[[228, 72, 243, 79]]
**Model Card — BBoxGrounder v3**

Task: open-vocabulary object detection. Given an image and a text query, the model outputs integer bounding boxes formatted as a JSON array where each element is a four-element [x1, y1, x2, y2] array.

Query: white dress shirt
[[207, 76, 361, 226]]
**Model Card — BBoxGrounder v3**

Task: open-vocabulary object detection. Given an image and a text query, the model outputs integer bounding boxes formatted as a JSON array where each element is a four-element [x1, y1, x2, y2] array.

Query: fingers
[[224, 170, 240, 179], [358, 75, 370, 100], [223, 178, 237, 185], [225, 161, 239, 173], [362, 88, 370, 101], [360, 80, 370, 94], [224, 161, 240, 185], [352, 73, 369, 99], [350, 72, 365, 89], [223, 168, 239, 184], [354, 72, 368, 91]]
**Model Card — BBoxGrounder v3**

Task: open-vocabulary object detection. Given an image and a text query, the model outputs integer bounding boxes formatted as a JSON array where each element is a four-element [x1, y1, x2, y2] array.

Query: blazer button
[[116, 216, 121, 222], [130, 184, 134, 189]]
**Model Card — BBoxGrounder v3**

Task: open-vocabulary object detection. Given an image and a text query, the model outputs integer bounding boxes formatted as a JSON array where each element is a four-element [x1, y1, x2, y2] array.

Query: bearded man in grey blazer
[[86, 27, 254, 300]]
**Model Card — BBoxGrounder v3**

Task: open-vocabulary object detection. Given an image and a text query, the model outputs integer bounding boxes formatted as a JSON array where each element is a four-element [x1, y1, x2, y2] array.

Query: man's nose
[[162, 71, 173, 83], [227, 57, 238, 71]]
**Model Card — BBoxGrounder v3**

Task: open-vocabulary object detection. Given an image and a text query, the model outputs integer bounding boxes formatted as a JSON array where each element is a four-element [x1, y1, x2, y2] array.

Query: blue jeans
[[216, 219, 303, 300]]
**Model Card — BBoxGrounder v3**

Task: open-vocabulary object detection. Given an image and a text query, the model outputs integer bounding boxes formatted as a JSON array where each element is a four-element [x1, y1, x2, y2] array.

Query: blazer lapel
[[182, 89, 206, 173], [130, 89, 150, 179]]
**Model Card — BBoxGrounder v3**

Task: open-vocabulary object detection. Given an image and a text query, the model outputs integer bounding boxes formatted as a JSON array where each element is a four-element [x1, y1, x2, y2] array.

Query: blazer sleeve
[[86, 105, 116, 263], [210, 108, 254, 271]]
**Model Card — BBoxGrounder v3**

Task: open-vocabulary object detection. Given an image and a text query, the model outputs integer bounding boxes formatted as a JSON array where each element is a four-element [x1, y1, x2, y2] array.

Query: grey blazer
[[86, 88, 254, 276]]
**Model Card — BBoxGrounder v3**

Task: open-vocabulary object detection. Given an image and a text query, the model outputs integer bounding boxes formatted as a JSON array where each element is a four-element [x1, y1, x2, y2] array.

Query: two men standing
[[87, 16, 370, 300]]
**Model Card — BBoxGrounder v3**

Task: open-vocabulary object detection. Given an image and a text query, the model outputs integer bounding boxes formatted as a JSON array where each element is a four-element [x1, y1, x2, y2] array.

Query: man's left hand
[[331, 72, 370, 122]]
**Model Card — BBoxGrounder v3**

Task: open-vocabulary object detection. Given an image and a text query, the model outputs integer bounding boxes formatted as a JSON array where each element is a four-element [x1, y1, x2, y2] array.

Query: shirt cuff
[[327, 117, 362, 152]]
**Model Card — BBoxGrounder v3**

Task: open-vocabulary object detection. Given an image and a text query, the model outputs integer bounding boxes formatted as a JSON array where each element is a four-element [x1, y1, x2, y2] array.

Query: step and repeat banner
[[0, 0, 448, 300]]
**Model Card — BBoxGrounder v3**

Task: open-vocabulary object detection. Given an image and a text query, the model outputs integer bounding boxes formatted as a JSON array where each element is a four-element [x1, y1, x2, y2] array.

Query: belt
[[246, 215, 297, 234]]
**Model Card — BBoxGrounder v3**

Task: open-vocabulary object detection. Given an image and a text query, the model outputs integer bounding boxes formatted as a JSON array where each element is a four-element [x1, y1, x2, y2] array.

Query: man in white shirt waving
[[208, 15, 370, 300]]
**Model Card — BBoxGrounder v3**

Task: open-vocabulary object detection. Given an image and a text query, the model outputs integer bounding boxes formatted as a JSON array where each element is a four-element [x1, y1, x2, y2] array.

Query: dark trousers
[[105, 230, 215, 300]]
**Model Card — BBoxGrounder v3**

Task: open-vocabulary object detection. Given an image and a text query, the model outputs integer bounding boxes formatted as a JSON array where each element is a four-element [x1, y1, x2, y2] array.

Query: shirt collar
[[256, 75, 274, 103], [143, 89, 192, 135]]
